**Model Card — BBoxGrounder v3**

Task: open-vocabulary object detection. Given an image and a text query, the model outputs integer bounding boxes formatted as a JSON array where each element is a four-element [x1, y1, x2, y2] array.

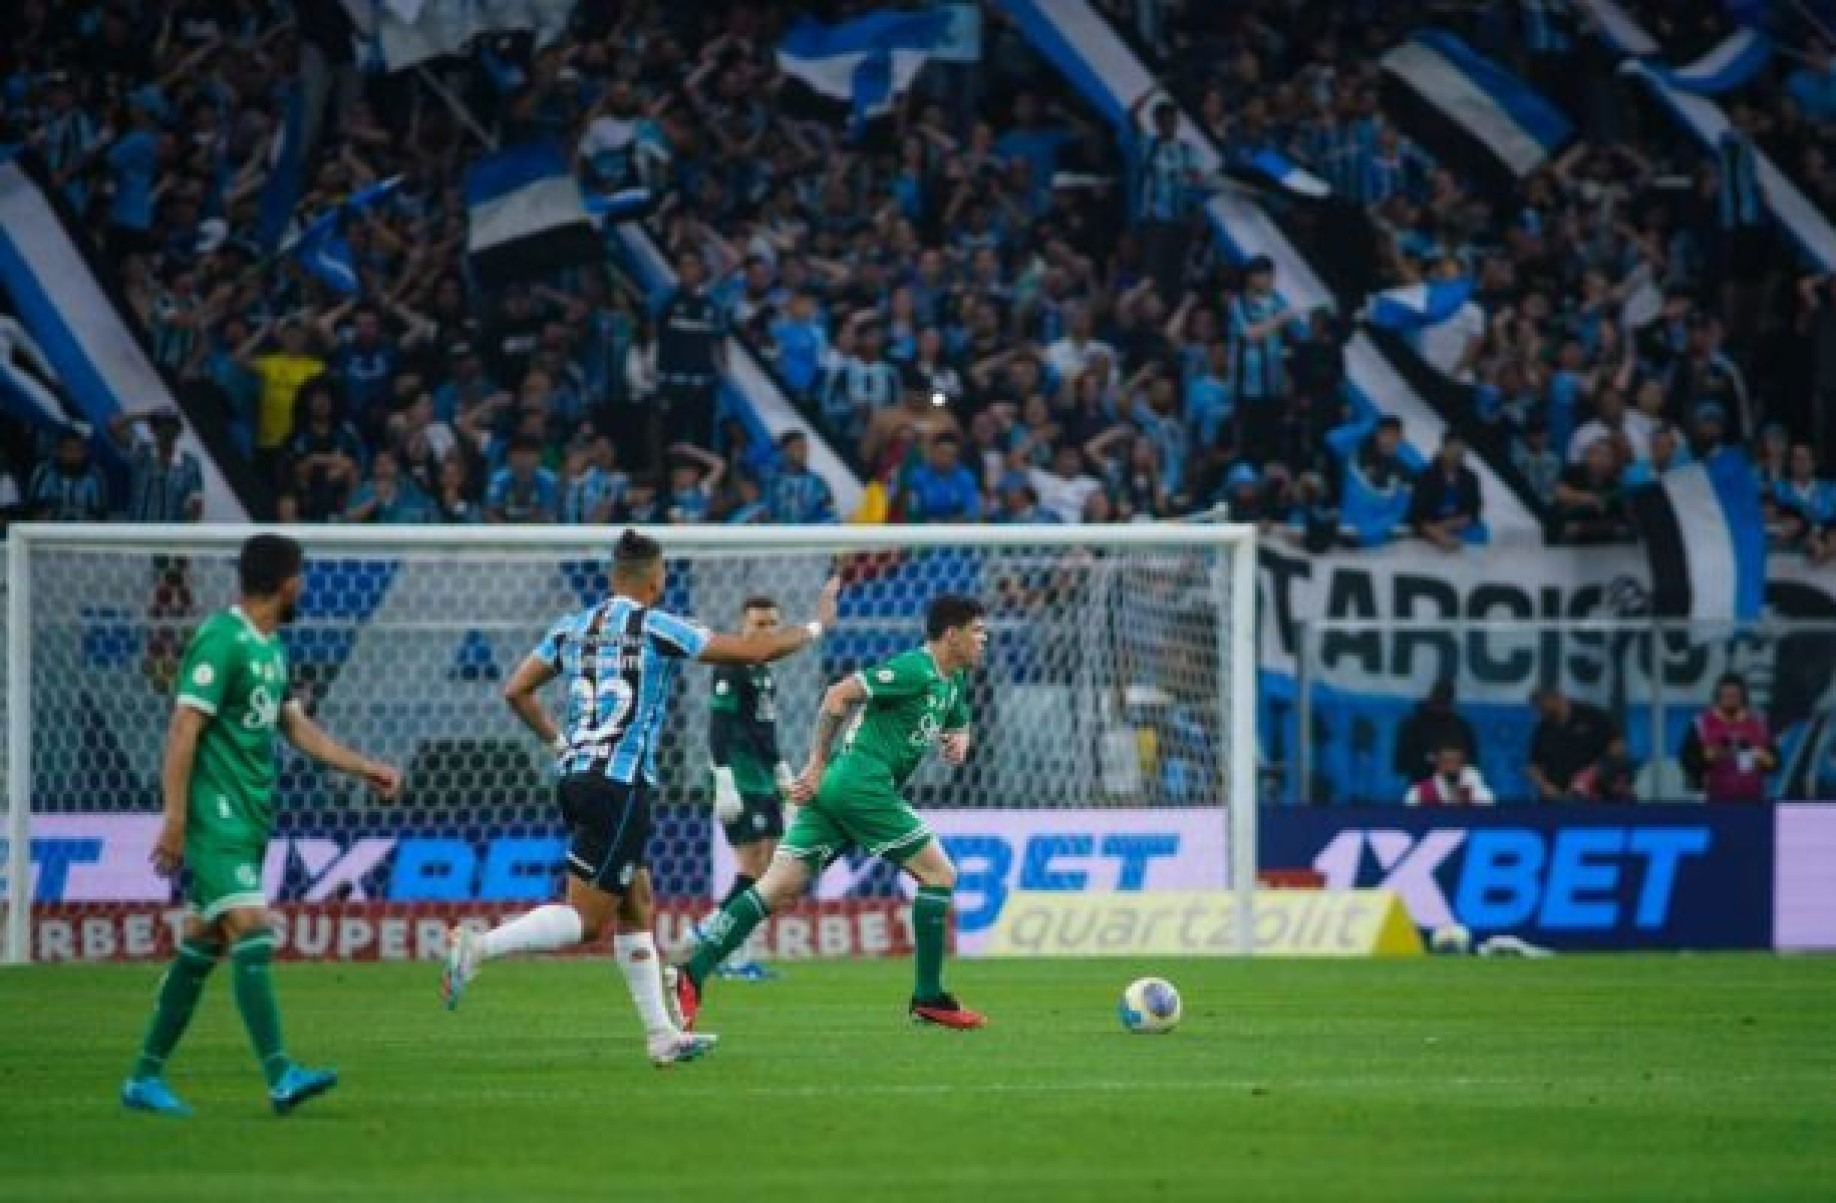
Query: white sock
[[614, 932, 674, 1038], [480, 904, 583, 960]]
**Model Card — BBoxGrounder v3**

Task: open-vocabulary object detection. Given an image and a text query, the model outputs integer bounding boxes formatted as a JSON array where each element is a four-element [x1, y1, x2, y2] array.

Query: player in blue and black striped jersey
[[442, 530, 839, 1067]]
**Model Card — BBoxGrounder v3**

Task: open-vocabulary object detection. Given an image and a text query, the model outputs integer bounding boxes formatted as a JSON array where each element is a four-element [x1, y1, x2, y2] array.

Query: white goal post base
[[3, 523, 1257, 964]]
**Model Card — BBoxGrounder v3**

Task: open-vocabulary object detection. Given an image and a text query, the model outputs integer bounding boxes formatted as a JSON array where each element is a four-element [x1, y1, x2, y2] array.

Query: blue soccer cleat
[[714, 959, 780, 982], [121, 1077, 192, 1117], [269, 1064, 339, 1115]]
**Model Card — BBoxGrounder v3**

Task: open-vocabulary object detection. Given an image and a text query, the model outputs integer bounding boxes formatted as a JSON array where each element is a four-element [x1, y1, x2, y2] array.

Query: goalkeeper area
[[2, 956, 1832, 1201], [3, 524, 1257, 960]]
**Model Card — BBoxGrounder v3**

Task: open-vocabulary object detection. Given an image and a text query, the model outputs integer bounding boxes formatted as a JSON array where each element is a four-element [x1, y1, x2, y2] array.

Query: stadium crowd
[[0, 0, 1832, 566]]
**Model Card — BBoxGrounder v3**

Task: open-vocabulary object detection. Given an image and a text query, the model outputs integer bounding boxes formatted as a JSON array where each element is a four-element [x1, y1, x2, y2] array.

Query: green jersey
[[709, 664, 781, 795], [173, 607, 290, 846], [839, 648, 971, 789]]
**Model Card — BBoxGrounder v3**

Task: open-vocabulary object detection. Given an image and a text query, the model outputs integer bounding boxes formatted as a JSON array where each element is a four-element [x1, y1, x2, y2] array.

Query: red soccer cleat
[[909, 994, 987, 1030], [671, 965, 702, 1031]]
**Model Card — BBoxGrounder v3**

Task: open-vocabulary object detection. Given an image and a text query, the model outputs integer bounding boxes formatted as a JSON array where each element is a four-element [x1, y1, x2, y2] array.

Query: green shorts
[[186, 840, 268, 920], [780, 756, 933, 868]]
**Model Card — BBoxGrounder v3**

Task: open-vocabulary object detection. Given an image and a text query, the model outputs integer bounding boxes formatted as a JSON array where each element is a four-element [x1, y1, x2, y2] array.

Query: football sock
[[614, 932, 674, 1037], [481, 904, 584, 959], [912, 885, 952, 1000], [686, 887, 771, 987], [719, 873, 757, 910], [230, 931, 289, 1087], [130, 937, 220, 1081]]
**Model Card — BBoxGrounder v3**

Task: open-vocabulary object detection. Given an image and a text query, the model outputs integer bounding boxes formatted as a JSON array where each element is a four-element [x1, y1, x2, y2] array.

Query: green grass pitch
[[2, 955, 1832, 1202]]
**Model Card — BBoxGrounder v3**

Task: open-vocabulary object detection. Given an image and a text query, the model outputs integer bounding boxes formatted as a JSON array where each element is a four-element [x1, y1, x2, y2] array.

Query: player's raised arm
[[696, 574, 841, 665], [279, 701, 402, 799]]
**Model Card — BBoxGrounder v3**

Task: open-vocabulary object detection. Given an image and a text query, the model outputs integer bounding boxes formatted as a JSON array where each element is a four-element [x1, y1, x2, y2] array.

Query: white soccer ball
[[1430, 923, 1473, 955], [1119, 976, 1182, 1034]]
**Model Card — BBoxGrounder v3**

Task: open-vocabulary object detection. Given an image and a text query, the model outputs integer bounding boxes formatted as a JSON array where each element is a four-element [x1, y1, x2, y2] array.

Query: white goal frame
[[4, 522, 1258, 963]]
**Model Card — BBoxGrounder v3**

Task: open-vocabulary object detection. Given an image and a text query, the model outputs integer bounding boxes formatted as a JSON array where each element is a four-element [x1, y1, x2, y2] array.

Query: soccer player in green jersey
[[675, 594, 988, 1030], [121, 534, 402, 1117], [704, 595, 797, 981]]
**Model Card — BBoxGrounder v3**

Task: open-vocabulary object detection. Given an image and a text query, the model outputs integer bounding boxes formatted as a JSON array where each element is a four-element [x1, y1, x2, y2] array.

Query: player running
[[441, 530, 838, 1067], [122, 534, 402, 1118], [675, 594, 988, 1031], [703, 595, 798, 981]]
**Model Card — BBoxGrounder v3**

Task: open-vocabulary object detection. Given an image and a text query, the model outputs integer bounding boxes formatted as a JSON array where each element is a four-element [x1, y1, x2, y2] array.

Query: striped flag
[[776, 11, 953, 137], [1629, 449, 1766, 621], [1380, 30, 1574, 183], [464, 143, 601, 286], [1364, 278, 1476, 332], [1652, 28, 1774, 95]]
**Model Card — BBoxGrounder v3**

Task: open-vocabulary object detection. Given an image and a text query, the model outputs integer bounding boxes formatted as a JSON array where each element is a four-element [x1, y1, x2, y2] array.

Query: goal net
[[3, 524, 1256, 964]]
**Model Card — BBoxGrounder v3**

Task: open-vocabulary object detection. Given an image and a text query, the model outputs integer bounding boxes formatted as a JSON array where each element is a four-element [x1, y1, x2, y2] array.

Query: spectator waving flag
[[776, 10, 954, 138], [464, 142, 601, 287], [1364, 277, 1476, 332], [1380, 31, 1574, 184], [256, 81, 307, 253], [284, 177, 402, 296], [1629, 449, 1766, 621]]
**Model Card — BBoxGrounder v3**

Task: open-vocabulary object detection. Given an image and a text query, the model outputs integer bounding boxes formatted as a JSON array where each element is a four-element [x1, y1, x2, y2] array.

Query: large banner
[[1257, 543, 1836, 803], [15, 805, 1836, 958], [1260, 805, 1776, 950]]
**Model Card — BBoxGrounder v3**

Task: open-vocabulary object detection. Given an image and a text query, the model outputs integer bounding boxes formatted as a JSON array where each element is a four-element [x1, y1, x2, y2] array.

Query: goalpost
[[3, 523, 1258, 965]]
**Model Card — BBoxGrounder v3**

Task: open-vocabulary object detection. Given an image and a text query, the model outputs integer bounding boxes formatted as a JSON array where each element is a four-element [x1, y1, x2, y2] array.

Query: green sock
[[130, 938, 220, 1081], [912, 885, 952, 1000], [230, 931, 290, 1087], [686, 888, 771, 987]]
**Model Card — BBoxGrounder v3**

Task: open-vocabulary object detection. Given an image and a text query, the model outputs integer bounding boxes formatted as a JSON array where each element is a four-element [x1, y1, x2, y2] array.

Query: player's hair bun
[[615, 529, 660, 563]]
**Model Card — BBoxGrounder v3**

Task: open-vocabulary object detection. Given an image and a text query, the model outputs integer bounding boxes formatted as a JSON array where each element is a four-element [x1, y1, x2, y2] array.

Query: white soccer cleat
[[441, 926, 481, 1011], [661, 965, 687, 1032], [648, 1030, 718, 1068]]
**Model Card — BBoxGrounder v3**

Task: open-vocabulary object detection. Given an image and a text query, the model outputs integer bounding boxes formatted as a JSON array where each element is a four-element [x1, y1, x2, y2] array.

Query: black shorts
[[558, 775, 650, 893], [723, 791, 786, 847]]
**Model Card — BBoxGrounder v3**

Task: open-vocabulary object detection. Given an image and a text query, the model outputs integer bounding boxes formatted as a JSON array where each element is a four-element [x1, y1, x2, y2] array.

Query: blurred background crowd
[[0, 0, 1832, 564]]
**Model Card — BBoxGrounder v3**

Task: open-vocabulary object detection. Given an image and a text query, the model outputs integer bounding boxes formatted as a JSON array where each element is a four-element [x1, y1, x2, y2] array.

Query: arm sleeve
[[855, 655, 932, 701], [532, 614, 571, 671], [174, 626, 235, 716], [647, 609, 712, 659]]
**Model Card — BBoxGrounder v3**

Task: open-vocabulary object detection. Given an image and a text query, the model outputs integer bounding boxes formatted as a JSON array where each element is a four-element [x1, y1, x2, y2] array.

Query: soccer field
[[2, 955, 1831, 1202]]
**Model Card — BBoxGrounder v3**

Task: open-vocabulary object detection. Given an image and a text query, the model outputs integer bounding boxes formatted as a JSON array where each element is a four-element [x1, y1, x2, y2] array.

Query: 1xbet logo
[[1311, 827, 1712, 932]]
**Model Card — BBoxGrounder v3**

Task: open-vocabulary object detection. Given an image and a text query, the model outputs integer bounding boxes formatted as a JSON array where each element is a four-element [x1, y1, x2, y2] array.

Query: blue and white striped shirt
[[125, 442, 203, 522], [27, 463, 107, 521], [766, 467, 836, 524], [1131, 132, 1197, 223], [535, 597, 712, 786]]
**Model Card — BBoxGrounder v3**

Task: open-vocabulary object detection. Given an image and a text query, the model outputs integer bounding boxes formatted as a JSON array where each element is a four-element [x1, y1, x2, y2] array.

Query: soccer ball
[[1430, 923, 1473, 955], [1119, 977, 1182, 1034]]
